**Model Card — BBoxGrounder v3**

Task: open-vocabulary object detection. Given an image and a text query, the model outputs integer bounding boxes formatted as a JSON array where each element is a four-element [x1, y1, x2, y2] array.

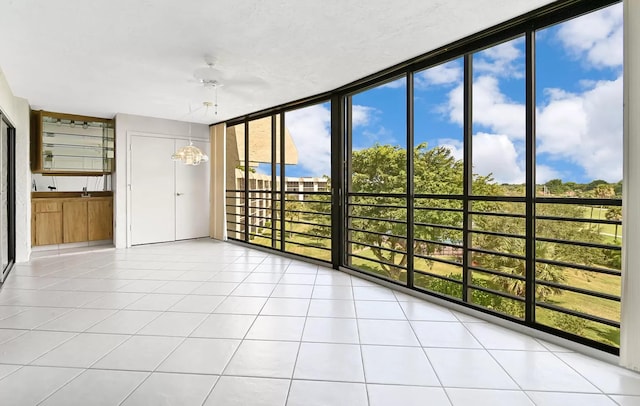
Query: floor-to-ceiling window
[[0, 113, 15, 282], [223, 0, 622, 352], [225, 101, 333, 263]]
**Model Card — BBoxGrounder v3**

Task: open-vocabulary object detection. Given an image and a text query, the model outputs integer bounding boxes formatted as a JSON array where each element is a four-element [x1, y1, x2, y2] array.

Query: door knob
[[176, 193, 184, 196]]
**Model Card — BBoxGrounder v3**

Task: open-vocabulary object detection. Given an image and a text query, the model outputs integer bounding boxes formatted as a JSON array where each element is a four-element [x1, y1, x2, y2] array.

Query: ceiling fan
[[190, 58, 265, 117]]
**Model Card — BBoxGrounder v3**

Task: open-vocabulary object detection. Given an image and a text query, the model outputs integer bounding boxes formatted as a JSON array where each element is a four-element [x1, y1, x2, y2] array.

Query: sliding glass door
[[0, 113, 15, 283]]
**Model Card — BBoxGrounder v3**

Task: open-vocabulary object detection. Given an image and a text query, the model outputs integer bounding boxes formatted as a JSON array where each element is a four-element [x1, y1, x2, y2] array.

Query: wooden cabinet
[[30, 110, 114, 175], [63, 201, 89, 243], [32, 195, 113, 246], [88, 199, 113, 241], [32, 201, 63, 246]]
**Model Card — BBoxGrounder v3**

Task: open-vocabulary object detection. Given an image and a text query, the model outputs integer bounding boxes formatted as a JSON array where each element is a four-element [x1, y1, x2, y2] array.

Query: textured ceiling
[[0, 0, 555, 124]]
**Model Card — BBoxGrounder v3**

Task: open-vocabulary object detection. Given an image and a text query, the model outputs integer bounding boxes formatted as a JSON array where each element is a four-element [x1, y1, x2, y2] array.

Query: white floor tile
[[279, 274, 317, 285], [154, 281, 204, 294], [287, 380, 368, 406], [244, 273, 284, 284], [303, 317, 359, 344], [610, 395, 640, 405], [465, 323, 548, 351], [36, 308, 116, 332], [0, 306, 71, 329], [353, 286, 397, 301], [169, 294, 226, 313], [294, 342, 364, 382], [355, 300, 406, 320], [116, 280, 167, 293], [81, 292, 146, 309], [176, 270, 219, 281], [312, 285, 354, 300], [87, 310, 162, 334], [32, 333, 128, 368], [260, 298, 309, 316], [555, 352, 640, 395], [0, 366, 82, 405], [447, 388, 534, 406], [491, 350, 599, 392], [209, 272, 251, 283], [231, 283, 277, 297], [426, 348, 519, 389], [368, 385, 451, 406], [157, 337, 241, 374], [3, 240, 635, 406], [191, 314, 256, 339], [0, 363, 20, 380], [0, 305, 27, 320], [399, 300, 459, 321], [246, 315, 306, 341], [0, 329, 26, 345], [204, 376, 289, 406], [137, 312, 207, 337], [192, 281, 240, 295], [40, 369, 148, 406], [122, 372, 218, 406], [358, 319, 420, 346], [0, 330, 75, 364], [362, 345, 440, 386], [125, 293, 185, 311], [525, 391, 617, 406], [92, 335, 182, 371], [224, 340, 299, 378], [214, 296, 267, 315], [307, 299, 356, 318], [271, 284, 314, 298], [412, 321, 482, 348], [314, 273, 352, 286]]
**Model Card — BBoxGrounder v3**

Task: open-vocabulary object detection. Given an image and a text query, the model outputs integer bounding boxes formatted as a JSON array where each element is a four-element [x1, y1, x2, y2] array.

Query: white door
[[175, 139, 210, 240], [130, 135, 176, 245]]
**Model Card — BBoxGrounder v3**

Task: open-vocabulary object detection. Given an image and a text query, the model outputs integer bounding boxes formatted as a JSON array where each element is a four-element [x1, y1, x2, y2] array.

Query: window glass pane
[[535, 3, 623, 347], [283, 103, 332, 262], [247, 117, 274, 248], [225, 122, 246, 240], [472, 37, 526, 196], [348, 78, 408, 282]]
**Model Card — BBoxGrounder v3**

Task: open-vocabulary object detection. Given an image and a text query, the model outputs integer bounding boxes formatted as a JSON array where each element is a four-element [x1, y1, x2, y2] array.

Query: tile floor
[[0, 239, 639, 405]]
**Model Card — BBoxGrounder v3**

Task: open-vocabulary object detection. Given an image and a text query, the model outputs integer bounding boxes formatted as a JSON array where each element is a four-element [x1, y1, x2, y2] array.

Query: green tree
[[605, 206, 622, 242]]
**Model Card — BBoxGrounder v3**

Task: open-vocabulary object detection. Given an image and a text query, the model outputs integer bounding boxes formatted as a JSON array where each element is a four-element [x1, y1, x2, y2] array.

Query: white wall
[[0, 68, 30, 262], [113, 113, 209, 248], [620, 0, 640, 373]]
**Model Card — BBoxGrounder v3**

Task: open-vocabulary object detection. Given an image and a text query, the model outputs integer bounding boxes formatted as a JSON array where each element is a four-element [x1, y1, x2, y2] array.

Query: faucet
[[82, 187, 90, 197]]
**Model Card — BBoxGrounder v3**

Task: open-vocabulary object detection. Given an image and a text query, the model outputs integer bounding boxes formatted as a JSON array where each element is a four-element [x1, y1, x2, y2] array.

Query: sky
[[273, 3, 622, 185]]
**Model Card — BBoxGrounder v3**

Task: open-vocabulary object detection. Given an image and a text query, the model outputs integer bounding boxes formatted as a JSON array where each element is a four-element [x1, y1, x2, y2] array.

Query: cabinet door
[[63, 201, 88, 243], [88, 199, 113, 241], [34, 212, 63, 246]]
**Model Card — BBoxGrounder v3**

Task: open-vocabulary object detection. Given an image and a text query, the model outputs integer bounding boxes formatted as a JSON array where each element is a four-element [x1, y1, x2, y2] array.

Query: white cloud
[[285, 104, 331, 176], [439, 133, 525, 184], [415, 60, 462, 88], [556, 2, 622, 69], [474, 38, 524, 78], [537, 75, 623, 182], [380, 78, 406, 89], [447, 75, 525, 140], [352, 104, 376, 128]]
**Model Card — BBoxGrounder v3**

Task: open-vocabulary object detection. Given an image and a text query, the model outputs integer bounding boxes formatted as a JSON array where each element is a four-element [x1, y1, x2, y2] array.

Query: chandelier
[[171, 141, 209, 165], [171, 122, 209, 165]]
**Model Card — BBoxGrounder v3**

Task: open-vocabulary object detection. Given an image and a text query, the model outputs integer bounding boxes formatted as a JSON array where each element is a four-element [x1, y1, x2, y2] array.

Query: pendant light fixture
[[171, 123, 209, 166]]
